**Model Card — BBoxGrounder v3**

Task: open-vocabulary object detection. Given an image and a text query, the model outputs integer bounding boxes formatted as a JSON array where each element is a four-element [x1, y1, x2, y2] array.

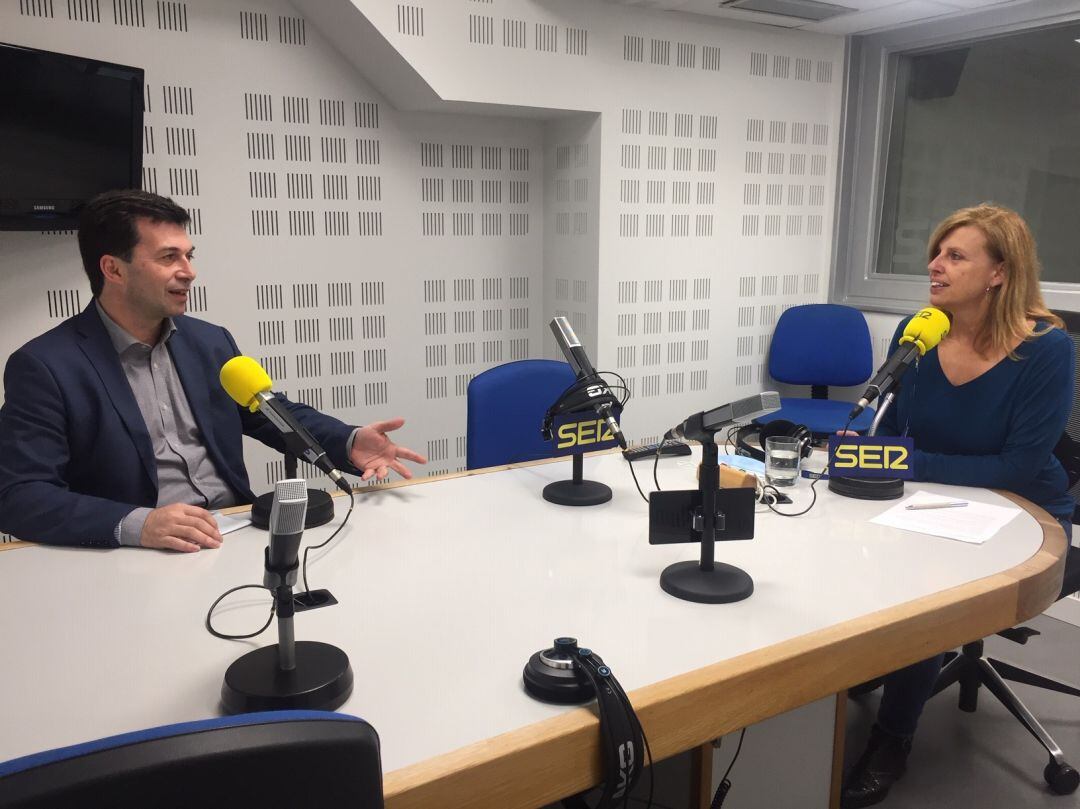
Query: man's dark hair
[[77, 190, 190, 297]]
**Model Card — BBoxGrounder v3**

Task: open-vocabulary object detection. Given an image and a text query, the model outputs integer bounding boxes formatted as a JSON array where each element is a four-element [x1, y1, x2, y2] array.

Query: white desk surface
[[0, 448, 1066, 808]]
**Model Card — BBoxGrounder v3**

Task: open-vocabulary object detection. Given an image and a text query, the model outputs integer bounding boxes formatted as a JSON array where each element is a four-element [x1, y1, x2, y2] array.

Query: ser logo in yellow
[[556, 419, 616, 450], [827, 437, 914, 479], [833, 445, 909, 470]]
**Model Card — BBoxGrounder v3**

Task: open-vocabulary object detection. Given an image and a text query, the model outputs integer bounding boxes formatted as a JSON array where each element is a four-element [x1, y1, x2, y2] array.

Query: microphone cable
[[612, 381, 691, 508], [548, 371, 630, 425], [204, 488, 356, 641], [761, 415, 854, 518], [205, 583, 277, 641], [626, 456, 651, 504], [300, 488, 355, 596], [710, 728, 747, 808], [644, 423, 754, 500]]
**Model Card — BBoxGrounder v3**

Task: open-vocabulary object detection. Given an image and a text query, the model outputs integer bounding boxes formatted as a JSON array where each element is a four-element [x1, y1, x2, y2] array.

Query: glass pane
[[876, 25, 1080, 283]]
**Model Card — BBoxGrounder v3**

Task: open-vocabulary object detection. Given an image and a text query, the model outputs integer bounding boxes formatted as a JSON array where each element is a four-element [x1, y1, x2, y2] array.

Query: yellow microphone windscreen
[[900, 307, 951, 355], [220, 356, 273, 412]]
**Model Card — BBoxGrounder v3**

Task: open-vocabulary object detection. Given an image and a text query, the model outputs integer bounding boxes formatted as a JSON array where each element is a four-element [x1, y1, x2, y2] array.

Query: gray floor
[[844, 614, 1080, 809]]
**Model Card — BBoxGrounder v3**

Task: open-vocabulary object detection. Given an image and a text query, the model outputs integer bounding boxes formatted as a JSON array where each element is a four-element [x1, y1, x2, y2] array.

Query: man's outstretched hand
[[349, 417, 427, 481]]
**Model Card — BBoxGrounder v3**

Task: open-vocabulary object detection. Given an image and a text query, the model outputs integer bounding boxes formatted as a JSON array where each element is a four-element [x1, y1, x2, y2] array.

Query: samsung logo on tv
[[33, 205, 57, 211]]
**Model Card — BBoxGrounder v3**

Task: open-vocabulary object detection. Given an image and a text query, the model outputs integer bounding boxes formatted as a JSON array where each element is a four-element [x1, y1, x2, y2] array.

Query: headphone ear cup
[[760, 419, 796, 439], [736, 419, 814, 463], [522, 650, 595, 704], [735, 424, 766, 463]]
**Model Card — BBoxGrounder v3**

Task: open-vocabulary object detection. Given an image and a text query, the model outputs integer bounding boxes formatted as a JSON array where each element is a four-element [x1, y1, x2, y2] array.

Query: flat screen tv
[[0, 43, 144, 231]]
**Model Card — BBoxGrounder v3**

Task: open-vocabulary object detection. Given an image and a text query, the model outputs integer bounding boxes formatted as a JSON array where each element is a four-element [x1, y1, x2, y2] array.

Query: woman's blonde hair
[[928, 203, 1062, 357]]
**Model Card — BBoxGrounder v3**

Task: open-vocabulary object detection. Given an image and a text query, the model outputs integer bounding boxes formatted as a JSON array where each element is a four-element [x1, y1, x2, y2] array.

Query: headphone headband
[[734, 419, 813, 463], [523, 638, 644, 809], [541, 378, 622, 441]]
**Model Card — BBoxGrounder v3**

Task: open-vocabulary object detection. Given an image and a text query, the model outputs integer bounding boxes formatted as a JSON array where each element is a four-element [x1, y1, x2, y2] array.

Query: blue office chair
[[467, 359, 576, 469], [0, 710, 383, 808], [757, 304, 876, 435]]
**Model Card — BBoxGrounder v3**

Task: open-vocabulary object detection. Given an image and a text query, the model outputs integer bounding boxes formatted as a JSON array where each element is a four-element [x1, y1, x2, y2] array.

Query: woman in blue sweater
[[841, 204, 1074, 808]]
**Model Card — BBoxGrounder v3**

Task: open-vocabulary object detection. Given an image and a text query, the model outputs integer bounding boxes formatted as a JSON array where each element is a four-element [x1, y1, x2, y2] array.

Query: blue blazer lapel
[[74, 305, 157, 488]]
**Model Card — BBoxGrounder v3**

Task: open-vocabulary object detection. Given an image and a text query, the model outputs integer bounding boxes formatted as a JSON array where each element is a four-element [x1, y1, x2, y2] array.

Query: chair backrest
[[0, 710, 383, 809], [467, 359, 576, 470], [768, 304, 873, 389], [1052, 310, 1080, 521]]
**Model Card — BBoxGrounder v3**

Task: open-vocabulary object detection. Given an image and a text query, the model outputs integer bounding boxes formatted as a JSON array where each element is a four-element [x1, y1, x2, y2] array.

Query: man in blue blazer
[[0, 190, 424, 551]]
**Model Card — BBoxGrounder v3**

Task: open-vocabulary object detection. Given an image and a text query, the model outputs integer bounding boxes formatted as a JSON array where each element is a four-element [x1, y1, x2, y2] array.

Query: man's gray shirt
[[96, 303, 235, 545]]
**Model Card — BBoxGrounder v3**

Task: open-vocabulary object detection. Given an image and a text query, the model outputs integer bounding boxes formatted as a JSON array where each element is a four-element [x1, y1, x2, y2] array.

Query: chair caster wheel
[[1044, 761, 1079, 795]]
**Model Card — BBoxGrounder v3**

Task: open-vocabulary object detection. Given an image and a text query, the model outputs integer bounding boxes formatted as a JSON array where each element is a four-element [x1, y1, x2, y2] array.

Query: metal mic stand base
[[251, 488, 335, 530], [828, 476, 904, 500], [659, 561, 753, 604], [543, 479, 611, 506], [542, 451, 612, 506], [221, 640, 353, 714]]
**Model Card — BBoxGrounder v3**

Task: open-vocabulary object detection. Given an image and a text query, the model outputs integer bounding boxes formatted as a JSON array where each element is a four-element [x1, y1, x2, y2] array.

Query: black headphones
[[541, 378, 622, 442], [734, 419, 813, 463], [523, 638, 645, 808]]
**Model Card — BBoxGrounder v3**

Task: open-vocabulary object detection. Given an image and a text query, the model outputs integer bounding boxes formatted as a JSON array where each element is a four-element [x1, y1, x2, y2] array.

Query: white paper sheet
[[869, 490, 1022, 544], [212, 512, 252, 535]]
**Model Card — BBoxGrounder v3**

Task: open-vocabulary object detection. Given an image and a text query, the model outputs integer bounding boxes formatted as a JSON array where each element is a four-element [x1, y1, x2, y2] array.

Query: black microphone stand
[[220, 546, 353, 714], [251, 449, 336, 529], [657, 434, 754, 603], [543, 451, 612, 506], [541, 381, 617, 507]]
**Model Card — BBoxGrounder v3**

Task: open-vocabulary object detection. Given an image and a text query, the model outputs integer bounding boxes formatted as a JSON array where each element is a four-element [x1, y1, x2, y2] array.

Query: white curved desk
[[0, 448, 1066, 808]]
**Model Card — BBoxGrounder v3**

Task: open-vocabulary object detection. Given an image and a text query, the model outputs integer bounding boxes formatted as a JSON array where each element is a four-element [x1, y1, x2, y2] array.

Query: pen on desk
[[905, 501, 968, 511]]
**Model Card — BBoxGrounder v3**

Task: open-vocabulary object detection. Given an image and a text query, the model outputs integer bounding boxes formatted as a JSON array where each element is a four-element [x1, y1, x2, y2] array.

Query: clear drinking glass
[[765, 436, 801, 487]]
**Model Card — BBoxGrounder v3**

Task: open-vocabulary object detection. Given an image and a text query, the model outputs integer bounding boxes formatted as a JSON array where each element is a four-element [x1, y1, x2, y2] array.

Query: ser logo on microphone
[[828, 436, 915, 479], [550, 412, 622, 454], [556, 419, 617, 450]]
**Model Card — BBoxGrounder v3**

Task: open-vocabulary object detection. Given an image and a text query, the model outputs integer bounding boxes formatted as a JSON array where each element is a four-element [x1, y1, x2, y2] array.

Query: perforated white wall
[[330, 0, 844, 440], [0, 0, 843, 541]]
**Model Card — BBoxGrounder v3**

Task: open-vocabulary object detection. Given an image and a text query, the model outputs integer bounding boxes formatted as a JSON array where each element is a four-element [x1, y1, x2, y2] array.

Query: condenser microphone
[[267, 479, 307, 573], [550, 316, 599, 379], [220, 356, 352, 494], [266, 479, 306, 672], [220, 477, 353, 713], [849, 307, 950, 420], [549, 316, 627, 450], [664, 391, 781, 442]]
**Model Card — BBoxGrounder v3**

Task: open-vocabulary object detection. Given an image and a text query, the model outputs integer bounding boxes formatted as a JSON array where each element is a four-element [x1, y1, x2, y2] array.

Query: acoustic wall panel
[[0, 0, 548, 513], [544, 114, 600, 364], [0, 0, 841, 540], [344, 0, 841, 422]]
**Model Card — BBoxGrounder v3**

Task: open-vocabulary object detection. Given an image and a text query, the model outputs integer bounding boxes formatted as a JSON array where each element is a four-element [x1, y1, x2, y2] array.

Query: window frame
[[832, 3, 1080, 315]]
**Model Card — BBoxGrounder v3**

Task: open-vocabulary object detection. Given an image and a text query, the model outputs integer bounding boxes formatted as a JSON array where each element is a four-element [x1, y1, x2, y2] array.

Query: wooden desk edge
[[382, 491, 1068, 809]]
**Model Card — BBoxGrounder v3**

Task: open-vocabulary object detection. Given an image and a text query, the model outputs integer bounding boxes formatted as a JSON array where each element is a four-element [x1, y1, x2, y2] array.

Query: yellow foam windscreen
[[220, 356, 273, 412], [899, 307, 950, 355]]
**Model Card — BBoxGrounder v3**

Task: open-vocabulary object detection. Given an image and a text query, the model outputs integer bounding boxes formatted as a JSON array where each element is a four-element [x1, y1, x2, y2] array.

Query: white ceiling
[[602, 0, 1044, 35]]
